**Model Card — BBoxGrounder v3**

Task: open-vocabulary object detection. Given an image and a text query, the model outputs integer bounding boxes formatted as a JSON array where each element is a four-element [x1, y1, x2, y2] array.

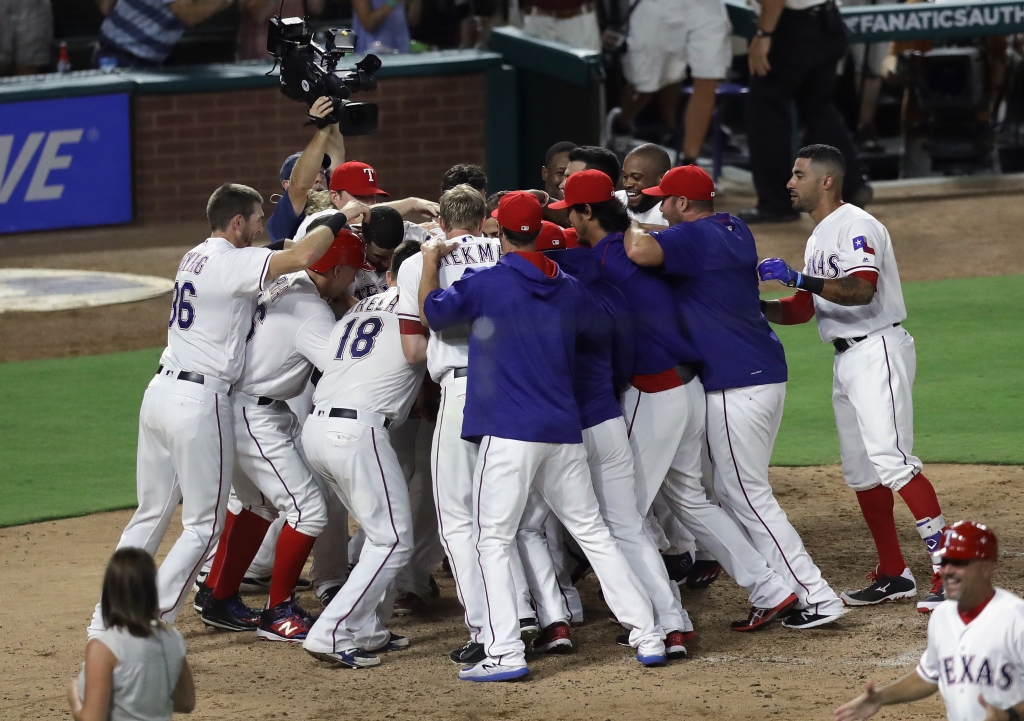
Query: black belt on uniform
[[674, 364, 698, 385], [328, 407, 392, 429], [157, 364, 204, 385], [453, 367, 468, 378], [257, 397, 277, 406], [833, 323, 901, 354]]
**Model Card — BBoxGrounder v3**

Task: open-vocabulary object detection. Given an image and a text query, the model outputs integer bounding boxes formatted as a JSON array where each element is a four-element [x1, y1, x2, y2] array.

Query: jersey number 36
[[335, 317, 383, 360], [169, 281, 196, 330]]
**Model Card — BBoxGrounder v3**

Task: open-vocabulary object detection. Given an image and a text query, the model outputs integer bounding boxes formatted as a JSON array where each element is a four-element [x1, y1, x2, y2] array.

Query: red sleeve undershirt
[[399, 319, 429, 337], [774, 271, 878, 325]]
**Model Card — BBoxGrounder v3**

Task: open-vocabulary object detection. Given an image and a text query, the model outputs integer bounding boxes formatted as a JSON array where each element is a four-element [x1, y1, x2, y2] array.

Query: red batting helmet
[[309, 229, 365, 273], [935, 521, 998, 562]]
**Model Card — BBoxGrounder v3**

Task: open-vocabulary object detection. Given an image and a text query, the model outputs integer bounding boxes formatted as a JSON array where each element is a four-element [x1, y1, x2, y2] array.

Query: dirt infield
[[2, 190, 1023, 719], [3, 464, 1023, 720]]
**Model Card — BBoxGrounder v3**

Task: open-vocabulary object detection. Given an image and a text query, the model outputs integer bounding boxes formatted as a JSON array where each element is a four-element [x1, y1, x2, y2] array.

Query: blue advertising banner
[[0, 94, 131, 234]]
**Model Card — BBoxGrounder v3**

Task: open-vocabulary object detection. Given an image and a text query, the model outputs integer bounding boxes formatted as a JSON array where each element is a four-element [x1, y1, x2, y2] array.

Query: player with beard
[[614, 144, 671, 228]]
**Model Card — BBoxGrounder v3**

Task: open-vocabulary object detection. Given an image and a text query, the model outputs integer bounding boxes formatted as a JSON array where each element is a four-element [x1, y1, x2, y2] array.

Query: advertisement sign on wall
[[0, 94, 132, 234]]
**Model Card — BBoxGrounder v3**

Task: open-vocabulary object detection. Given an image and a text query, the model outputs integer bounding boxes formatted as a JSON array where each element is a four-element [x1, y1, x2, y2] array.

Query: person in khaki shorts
[[609, 0, 732, 163], [0, 0, 53, 75]]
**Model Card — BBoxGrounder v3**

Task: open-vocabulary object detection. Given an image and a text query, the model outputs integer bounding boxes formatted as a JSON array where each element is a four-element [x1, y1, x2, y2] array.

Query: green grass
[[769, 274, 1024, 466], [0, 276, 1020, 527], [0, 348, 161, 527]]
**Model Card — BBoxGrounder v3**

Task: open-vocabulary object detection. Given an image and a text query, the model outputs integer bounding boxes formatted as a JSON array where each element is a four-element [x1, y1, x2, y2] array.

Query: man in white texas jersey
[[760, 144, 948, 614], [301, 240, 427, 670], [88, 184, 346, 637], [395, 184, 539, 666], [835, 521, 1024, 721], [195, 227, 366, 642]]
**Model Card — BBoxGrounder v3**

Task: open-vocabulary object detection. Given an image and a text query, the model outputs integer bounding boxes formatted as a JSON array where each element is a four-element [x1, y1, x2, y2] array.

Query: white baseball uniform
[[615, 190, 668, 226], [917, 589, 1024, 720], [396, 236, 536, 638], [803, 203, 923, 494], [623, 378, 798, 609], [302, 286, 424, 654], [230, 272, 334, 536], [89, 238, 273, 636]]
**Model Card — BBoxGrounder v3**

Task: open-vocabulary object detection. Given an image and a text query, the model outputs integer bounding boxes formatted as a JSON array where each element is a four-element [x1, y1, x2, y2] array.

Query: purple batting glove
[[757, 258, 798, 286]]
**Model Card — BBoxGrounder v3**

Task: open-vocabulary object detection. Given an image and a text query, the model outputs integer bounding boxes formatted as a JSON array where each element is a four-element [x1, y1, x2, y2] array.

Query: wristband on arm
[[322, 212, 349, 235], [793, 272, 825, 295]]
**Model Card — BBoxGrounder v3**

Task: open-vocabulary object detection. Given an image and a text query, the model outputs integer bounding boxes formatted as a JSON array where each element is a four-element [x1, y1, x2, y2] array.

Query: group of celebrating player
[[78, 127, 1024, 716]]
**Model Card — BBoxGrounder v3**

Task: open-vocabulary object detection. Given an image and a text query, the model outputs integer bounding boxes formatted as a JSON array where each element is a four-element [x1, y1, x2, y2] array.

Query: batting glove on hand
[[757, 258, 800, 287]]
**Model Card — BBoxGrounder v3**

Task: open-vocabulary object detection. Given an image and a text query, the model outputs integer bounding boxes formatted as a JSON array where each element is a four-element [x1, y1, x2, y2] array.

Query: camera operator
[[267, 96, 347, 246]]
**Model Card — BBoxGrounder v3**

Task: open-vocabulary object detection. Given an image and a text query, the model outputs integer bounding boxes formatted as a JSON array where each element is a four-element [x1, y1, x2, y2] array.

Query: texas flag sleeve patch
[[852, 235, 875, 255]]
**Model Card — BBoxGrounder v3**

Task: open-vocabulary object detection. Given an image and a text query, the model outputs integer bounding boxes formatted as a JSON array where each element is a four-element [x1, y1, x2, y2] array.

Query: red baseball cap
[[329, 161, 389, 197], [491, 191, 542, 234], [562, 226, 579, 248], [934, 521, 998, 562], [548, 169, 615, 209], [642, 165, 715, 201], [309, 229, 365, 273], [535, 221, 567, 251]]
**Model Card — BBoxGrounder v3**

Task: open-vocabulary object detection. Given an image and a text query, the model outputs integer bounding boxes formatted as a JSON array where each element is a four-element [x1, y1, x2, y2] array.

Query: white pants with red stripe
[[89, 373, 234, 637], [705, 382, 844, 616], [833, 326, 923, 492], [432, 376, 533, 643], [474, 436, 664, 666], [622, 379, 795, 609], [301, 414, 412, 653]]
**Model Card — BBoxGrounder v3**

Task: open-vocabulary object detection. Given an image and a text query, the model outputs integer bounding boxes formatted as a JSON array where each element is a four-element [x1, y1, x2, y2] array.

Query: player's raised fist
[[757, 258, 798, 286]]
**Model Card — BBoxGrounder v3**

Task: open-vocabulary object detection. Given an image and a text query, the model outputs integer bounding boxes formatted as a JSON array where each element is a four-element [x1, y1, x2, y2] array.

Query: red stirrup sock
[[855, 485, 907, 577], [204, 510, 237, 591], [211, 509, 273, 601], [897, 472, 945, 561], [268, 523, 318, 608]]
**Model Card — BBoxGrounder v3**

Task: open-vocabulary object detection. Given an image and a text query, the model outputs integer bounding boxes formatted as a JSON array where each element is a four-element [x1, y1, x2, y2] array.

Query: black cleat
[[200, 594, 260, 632], [841, 567, 916, 606], [450, 641, 486, 666]]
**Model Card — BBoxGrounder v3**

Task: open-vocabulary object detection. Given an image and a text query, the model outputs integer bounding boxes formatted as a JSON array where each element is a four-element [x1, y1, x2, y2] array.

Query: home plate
[[0, 269, 174, 313]]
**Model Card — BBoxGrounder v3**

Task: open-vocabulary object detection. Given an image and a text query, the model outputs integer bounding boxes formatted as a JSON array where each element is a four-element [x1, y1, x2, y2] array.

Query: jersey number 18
[[334, 317, 383, 360]]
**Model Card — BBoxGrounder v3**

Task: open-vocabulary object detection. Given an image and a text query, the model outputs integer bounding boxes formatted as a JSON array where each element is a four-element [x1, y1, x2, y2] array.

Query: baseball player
[[196, 226, 367, 642], [624, 164, 845, 630], [301, 240, 427, 669], [759, 144, 948, 613], [835, 521, 1024, 721], [614, 144, 671, 228], [396, 185, 538, 667], [327, 160, 439, 234], [568, 169, 802, 632], [423, 192, 666, 682], [519, 215, 693, 658], [88, 184, 345, 637]]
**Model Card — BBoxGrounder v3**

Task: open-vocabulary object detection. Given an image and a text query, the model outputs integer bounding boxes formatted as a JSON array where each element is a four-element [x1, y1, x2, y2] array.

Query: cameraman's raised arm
[[286, 97, 344, 216]]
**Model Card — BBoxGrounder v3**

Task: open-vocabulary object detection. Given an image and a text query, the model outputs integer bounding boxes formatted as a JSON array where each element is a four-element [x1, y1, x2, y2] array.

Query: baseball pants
[[623, 379, 795, 609], [232, 396, 327, 536], [705, 382, 844, 616], [518, 417, 690, 634], [89, 371, 233, 636], [474, 436, 664, 666], [433, 375, 532, 642], [302, 411, 412, 654], [395, 419, 447, 602], [833, 326, 923, 493], [545, 514, 584, 624], [310, 487, 349, 599]]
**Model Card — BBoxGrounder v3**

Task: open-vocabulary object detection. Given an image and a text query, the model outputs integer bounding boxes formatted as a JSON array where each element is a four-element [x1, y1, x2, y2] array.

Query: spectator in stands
[[441, 164, 487, 196], [541, 140, 576, 225], [739, 0, 871, 223], [0, 0, 53, 76], [267, 96, 346, 245], [68, 548, 195, 721], [520, 0, 600, 51], [352, 0, 422, 54], [92, 0, 233, 68], [236, 0, 323, 61]]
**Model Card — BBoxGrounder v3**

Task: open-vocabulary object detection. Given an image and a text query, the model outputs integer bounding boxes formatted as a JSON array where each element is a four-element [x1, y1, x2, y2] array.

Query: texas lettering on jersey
[[936, 655, 1013, 689]]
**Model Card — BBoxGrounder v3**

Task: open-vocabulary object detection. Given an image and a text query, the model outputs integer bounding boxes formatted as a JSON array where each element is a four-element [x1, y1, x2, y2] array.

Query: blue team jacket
[[547, 246, 634, 431], [423, 251, 596, 444]]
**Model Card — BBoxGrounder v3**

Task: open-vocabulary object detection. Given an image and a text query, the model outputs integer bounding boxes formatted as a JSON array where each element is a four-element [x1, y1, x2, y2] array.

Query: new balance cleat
[[200, 594, 260, 632], [306, 648, 380, 668], [533, 622, 572, 654], [637, 652, 667, 667], [459, 660, 530, 682], [256, 600, 311, 642], [841, 567, 917, 606], [665, 630, 688, 660], [731, 593, 799, 632]]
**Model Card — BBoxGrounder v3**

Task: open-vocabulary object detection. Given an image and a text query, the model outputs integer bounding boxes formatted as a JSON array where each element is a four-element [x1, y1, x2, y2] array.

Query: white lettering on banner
[[25, 130, 83, 202], [0, 132, 45, 203]]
